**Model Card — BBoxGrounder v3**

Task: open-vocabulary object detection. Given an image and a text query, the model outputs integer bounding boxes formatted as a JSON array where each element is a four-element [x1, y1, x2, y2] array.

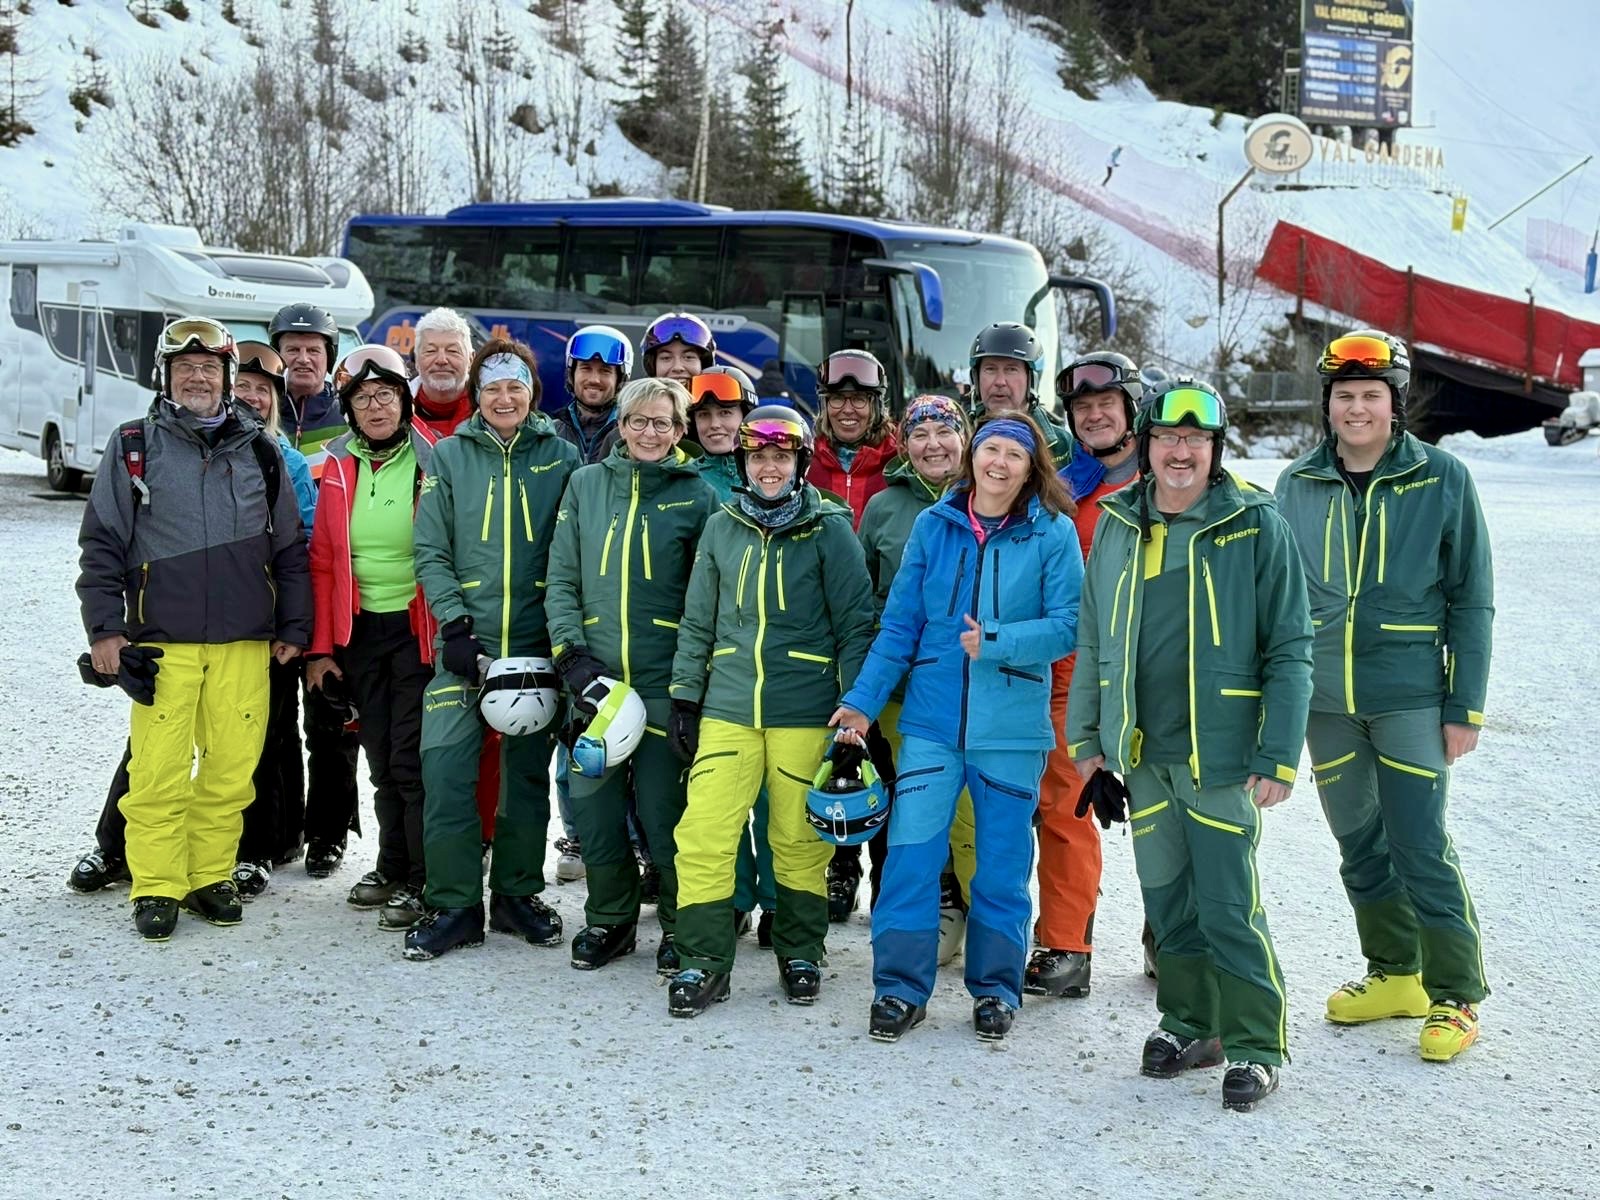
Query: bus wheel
[[45, 429, 84, 493]]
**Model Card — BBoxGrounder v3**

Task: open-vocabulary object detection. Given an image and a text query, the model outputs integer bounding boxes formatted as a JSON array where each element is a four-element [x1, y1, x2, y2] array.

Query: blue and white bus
[[342, 199, 1115, 415]]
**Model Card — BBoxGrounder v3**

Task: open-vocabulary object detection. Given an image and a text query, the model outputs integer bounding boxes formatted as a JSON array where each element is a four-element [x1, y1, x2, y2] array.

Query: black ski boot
[[377, 887, 425, 931], [1024, 948, 1092, 998], [639, 861, 661, 906], [1222, 1063, 1280, 1111], [869, 996, 927, 1042], [973, 996, 1016, 1042], [488, 892, 563, 946], [655, 934, 680, 976], [183, 881, 243, 926], [667, 968, 731, 1017], [733, 908, 752, 938], [779, 958, 821, 1005], [1142, 920, 1159, 980], [134, 896, 180, 941], [571, 923, 637, 970], [347, 870, 398, 909], [69, 847, 130, 893], [827, 862, 860, 923], [305, 839, 344, 878], [231, 861, 270, 900], [756, 910, 774, 948], [403, 903, 486, 961], [1140, 1029, 1225, 1078]]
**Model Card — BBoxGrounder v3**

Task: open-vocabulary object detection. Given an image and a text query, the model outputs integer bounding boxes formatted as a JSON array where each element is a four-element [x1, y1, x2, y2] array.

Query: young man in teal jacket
[[1276, 331, 1493, 1063], [1067, 380, 1312, 1111]]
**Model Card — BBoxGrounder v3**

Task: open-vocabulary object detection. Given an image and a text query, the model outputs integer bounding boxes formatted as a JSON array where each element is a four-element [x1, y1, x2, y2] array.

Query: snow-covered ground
[[1, 432, 1595, 1197]]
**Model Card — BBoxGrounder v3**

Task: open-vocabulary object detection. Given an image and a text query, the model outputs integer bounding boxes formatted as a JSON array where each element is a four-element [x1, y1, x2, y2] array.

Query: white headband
[[479, 353, 533, 390]]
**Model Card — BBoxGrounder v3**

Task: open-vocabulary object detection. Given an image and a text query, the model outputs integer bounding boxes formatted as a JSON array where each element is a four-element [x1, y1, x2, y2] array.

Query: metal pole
[[1217, 167, 1256, 311], [1486, 155, 1593, 232]]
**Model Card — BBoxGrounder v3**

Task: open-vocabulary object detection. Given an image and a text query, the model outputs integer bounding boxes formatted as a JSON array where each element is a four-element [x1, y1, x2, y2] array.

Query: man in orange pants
[[1027, 352, 1145, 998]]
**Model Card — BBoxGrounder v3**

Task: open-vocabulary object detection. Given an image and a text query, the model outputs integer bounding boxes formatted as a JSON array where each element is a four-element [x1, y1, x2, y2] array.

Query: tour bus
[[0, 222, 372, 490], [342, 199, 1114, 416]]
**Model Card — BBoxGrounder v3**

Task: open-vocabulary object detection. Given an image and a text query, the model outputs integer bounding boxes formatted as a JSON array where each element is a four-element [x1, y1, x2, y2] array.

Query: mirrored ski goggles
[[567, 328, 631, 365], [739, 417, 807, 452], [819, 351, 884, 392], [335, 344, 408, 391], [1320, 334, 1395, 374], [236, 341, 285, 378], [1148, 386, 1225, 430], [646, 314, 714, 350], [1057, 360, 1131, 398], [160, 316, 234, 358], [690, 372, 749, 408]]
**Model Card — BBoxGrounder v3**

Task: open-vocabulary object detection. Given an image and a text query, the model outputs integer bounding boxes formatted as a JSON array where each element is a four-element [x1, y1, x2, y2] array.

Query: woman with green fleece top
[[545, 378, 717, 975]]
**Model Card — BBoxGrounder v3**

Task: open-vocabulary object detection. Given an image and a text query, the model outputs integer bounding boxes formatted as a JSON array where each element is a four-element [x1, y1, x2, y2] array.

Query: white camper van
[[0, 222, 373, 490]]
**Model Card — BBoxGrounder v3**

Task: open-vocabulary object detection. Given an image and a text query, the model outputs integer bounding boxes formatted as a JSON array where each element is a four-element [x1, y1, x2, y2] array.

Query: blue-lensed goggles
[[567, 328, 631, 365]]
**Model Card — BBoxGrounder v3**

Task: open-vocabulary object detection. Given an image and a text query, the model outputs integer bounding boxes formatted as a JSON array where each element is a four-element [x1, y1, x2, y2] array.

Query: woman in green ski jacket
[[663, 405, 876, 1018], [545, 377, 717, 976], [404, 338, 581, 962]]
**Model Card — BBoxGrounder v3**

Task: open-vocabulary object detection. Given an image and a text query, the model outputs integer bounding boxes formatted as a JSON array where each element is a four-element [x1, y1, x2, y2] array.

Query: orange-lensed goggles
[[690, 372, 749, 407], [1319, 334, 1395, 375]]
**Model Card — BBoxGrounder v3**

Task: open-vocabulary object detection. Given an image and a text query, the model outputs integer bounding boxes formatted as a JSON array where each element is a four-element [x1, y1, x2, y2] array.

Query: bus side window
[[719, 228, 846, 314], [560, 227, 641, 314], [639, 227, 720, 311], [495, 227, 561, 310], [346, 225, 431, 320], [430, 227, 496, 309]]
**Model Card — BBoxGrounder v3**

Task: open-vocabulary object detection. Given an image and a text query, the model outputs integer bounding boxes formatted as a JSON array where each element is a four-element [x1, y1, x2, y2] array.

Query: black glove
[[440, 616, 487, 683], [1075, 767, 1130, 830], [668, 698, 701, 764], [78, 652, 117, 689], [118, 645, 164, 705], [555, 646, 610, 716]]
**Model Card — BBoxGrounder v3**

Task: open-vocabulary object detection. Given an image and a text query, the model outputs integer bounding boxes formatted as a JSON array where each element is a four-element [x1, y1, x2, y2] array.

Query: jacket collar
[[458, 409, 557, 451], [882, 454, 947, 503], [1291, 431, 1426, 481]]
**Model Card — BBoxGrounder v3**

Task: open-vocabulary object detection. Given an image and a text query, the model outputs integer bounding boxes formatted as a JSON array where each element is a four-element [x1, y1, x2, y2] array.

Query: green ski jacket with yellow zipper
[[412, 411, 580, 658], [1066, 473, 1314, 790], [1274, 432, 1493, 725], [668, 484, 876, 728], [545, 444, 718, 698]]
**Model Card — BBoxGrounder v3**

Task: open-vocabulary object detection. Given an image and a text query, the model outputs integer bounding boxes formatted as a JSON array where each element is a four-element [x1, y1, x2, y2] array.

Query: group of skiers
[[70, 298, 1493, 1113]]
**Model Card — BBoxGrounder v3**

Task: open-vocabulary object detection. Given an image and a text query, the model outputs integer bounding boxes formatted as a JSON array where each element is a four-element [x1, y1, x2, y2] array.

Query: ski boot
[[571, 923, 638, 970], [937, 874, 967, 966], [733, 908, 753, 938], [639, 860, 661, 906], [134, 896, 180, 942], [1325, 970, 1430, 1024], [667, 968, 731, 1018], [1418, 1000, 1479, 1062], [1222, 1063, 1280, 1111], [554, 837, 585, 884], [347, 870, 398, 909], [378, 887, 425, 931], [869, 997, 927, 1043], [231, 861, 270, 900], [183, 881, 243, 927], [779, 958, 821, 1005], [1141, 1029, 1225, 1078], [1141, 920, 1158, 980], [69, 847, 130, 894], [403, 903, 486, 961], [488, 892, 563, 946], [973, 996, 1015, 1042], [827, 861, 860, 923], [1024, 948, 1092, 998], [304, 839, 344, 878], [655, 934, 680, 976]]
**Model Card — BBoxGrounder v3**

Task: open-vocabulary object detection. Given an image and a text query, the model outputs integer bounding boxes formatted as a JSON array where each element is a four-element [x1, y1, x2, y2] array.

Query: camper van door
[[75, 291, 102, 461]]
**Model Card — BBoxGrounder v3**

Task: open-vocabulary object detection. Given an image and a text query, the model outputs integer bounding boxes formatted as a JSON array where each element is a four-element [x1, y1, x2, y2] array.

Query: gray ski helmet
[[1056, 350, 1141, 447], [969, 322, 1044, 392], [268, 302, 339, 364], [1318, 329, 1412, 435]]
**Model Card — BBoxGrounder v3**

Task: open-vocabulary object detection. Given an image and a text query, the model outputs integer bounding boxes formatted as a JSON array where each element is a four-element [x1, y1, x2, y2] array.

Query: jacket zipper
[[1202, 557, 1221, 646], [500, 441, 515, 656], [1342, 461, 1423, 713], [958, 538, 987, 749], [519, 480, 533, 541], [619, 472, 640, 681], [776, 545, 785, 610], [1184, 504, 1245, 783], [735, 544, 753, 625], [753, 533, 770, 726], [599, 514, 619, 576], [641, 512, 653, 582], [946, 547, 968, 616], [480, 478, 495, 542], [1321, 495, 1335, 582], [1377, 497, 1387, 584]]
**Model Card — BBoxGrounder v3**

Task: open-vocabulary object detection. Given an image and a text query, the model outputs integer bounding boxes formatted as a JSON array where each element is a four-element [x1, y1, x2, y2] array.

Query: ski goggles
[[335, 344, 409, 392], [739, 414, 808, 453], [689, 372, 750, 408], [1319, 334, 1396, 375], [236, 341, 285, 379], [159, 316, 235, 359], [1147, 386, 1225, 430], [567, 328, 631, 365], [1056, 359, 1134, 399], [645, 313, 714, 350], [818, 350, 884, 393]]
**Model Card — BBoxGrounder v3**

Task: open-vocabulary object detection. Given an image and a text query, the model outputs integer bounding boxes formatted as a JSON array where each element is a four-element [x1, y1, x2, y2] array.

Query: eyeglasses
[[622, 413, 677, 434], [350, 386, 402, 410], [1319, 334, 1394, 374], [1147, 386, 1225, 431], [171, 358, 223, 378], [1149, 431, 1214, 450], [825, 393, 872, 410]]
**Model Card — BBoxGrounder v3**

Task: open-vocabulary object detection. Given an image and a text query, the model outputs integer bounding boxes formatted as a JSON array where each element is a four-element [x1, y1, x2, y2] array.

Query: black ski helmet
[[1317, 329, 1412, 437], [642, 312, 717, 376], [969, 322, 1044, 396], [735, 403, 814, 508], [268, 302, 339, 364], [1056, 350, 1142, 453]]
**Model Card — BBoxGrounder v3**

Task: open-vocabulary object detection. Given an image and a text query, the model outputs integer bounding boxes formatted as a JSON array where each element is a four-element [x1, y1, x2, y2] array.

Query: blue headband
[[479, 352, 533, 390], [972, 417, 1037, 455]]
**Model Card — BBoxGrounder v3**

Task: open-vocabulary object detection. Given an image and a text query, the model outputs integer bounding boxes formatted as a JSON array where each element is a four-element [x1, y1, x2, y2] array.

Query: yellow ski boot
[[1419, 1000, 1479, 1062], [1325, 970, 1431, 1024]]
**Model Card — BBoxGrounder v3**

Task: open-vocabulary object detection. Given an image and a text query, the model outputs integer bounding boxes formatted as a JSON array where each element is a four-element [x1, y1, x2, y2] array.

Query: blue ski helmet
[[805, 738, 892, 846]]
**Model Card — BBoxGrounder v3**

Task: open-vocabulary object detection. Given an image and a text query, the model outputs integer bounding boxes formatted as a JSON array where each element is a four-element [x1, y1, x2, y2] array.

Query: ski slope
[[1, 434, 1595, 1198]]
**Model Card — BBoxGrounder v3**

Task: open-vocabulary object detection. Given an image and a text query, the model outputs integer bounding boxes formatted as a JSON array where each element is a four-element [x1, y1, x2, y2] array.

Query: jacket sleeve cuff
[[1067, 734, 1103, 761], [1248, 754, 1300, 785], [1441, 704, 1484, 727]]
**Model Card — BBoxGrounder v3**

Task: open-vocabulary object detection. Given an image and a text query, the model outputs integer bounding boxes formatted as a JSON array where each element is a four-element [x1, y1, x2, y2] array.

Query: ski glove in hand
[[439, 616, 487, 683], [555, 647, 610, 716], [668, 699, 701, 764], [1075, 767, 1130, 830]]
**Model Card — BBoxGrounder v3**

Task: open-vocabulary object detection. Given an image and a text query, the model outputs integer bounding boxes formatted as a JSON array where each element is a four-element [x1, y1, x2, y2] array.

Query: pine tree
[[615, 0, 655, 144], [0, 2, 38, 147], [642, 8, 702, 171], [1058, 0, 1101, 98], [825, 96, 889, 217], [728, 15, 816, 209]]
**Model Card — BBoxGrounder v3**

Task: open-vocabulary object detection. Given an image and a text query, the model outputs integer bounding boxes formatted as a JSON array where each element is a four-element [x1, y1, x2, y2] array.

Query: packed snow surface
[[1, 432, 1596, 1197]]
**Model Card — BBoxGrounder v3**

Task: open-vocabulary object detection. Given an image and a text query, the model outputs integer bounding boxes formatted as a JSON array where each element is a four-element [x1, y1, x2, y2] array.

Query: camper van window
[[113, 314, 138, 353], [206, 254, 333, 288], [10, 265, 35, 318]]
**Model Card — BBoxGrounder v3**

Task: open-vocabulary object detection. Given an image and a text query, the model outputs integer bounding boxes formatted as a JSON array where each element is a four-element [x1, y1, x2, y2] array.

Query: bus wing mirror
[[863, 258, 944, 331], [1037, 273, 1117, 340]]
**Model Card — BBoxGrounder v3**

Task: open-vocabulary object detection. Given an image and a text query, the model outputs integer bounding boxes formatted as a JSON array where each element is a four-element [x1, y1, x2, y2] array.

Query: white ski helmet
[[567, 676, 647, 776], [478, 657, 560, 735]]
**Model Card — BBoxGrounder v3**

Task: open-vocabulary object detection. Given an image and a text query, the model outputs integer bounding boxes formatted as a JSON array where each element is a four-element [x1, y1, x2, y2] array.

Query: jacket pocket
[[787, 650, 833, 666], [998, 665, 1045, 685], [946, 547, 968, 616]]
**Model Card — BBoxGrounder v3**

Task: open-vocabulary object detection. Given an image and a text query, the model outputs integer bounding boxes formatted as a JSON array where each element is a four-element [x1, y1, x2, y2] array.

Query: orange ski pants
[[1035, 654, 1102, 952]]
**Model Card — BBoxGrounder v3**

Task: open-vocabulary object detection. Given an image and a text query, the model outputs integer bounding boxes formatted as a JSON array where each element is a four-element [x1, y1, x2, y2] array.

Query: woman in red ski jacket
[[806, 349, 899, 528]]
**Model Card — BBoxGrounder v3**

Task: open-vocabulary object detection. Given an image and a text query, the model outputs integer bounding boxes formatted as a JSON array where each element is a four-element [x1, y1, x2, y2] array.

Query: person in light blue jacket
[[832, 413, 1080, 1044]]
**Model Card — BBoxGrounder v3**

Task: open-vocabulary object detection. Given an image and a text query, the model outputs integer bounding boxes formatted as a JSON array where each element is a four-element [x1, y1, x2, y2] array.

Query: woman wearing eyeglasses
[[664, 405, 876, 1017], [545, 378, 717, 974], [298, 345, 441, 930]]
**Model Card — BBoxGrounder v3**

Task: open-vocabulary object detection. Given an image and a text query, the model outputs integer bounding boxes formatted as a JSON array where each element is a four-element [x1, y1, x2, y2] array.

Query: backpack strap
[[248, 431, 283, 535], [116, 420, 151, 508]]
